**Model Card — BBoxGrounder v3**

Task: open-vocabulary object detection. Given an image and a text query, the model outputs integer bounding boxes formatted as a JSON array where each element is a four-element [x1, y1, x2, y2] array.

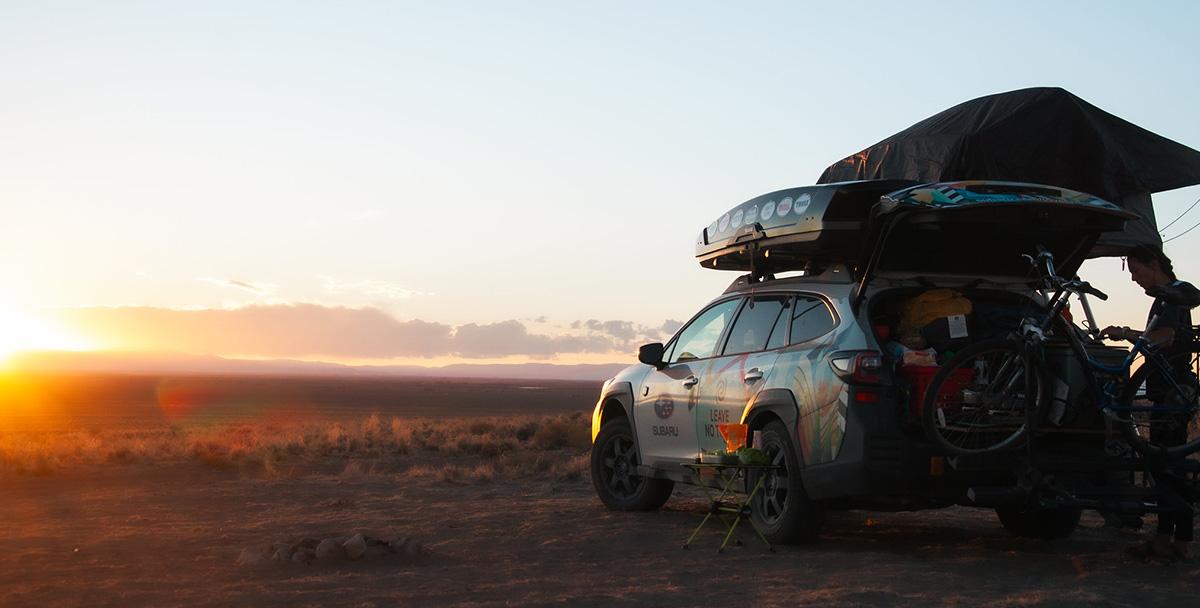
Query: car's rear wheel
[[749, 420, 823, 543], [995, 505, 1082, 540], [591, 418, 673, 511]]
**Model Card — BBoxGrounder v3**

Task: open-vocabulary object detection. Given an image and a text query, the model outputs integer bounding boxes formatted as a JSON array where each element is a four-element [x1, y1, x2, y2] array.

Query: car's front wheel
[[591, 418, 673, 511], [750, 420, 823, 543]]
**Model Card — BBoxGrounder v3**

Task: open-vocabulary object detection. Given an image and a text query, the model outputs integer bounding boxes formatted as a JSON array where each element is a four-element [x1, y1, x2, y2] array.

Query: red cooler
[[899, 366, 974, 418]]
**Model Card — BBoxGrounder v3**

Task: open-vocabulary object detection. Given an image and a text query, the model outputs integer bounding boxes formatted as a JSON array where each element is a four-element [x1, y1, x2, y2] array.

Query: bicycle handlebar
[[1023, 249, 1108, 300], [1068, 280, 1108, 301]]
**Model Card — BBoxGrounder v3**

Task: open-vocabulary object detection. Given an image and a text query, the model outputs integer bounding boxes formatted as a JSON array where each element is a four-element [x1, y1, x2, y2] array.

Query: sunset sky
[[2, 1, 1199, 367]]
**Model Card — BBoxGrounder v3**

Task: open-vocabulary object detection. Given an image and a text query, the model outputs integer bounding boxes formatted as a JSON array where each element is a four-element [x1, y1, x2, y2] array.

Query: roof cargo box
[[694, 179, 918, 271], [696, 180, 1136, 279]]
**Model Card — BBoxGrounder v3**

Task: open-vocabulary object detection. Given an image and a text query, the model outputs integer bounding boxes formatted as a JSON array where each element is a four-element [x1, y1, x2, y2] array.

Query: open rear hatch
[[855, 181, 1138, 296]]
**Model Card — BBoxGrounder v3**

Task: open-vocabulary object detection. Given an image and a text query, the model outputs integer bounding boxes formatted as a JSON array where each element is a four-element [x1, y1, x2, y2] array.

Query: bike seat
[[1146, 281, 1200, 309]]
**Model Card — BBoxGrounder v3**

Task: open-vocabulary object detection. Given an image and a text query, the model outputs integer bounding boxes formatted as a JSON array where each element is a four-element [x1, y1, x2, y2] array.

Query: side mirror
[[638, 343, 666, 369]]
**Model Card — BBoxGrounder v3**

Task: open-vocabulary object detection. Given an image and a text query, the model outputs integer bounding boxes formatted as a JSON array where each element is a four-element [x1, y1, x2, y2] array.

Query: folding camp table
[[681, 462, 780, 553]]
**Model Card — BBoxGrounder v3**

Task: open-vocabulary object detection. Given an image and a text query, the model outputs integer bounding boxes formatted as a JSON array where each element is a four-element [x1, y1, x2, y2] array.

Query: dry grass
[[0, 411, 593, 481]]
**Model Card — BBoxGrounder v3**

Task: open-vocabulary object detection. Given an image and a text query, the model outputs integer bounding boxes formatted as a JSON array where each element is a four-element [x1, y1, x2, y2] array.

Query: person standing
[[1102, 244, 1196, 562]]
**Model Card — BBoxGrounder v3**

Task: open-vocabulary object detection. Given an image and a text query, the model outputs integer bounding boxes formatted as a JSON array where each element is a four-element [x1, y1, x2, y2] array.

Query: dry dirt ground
[[3, 461, 1199, 608]]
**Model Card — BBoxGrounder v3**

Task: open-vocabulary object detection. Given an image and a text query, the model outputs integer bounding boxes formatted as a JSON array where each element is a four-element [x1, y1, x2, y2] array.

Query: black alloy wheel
[[590, 418, 673, 511]]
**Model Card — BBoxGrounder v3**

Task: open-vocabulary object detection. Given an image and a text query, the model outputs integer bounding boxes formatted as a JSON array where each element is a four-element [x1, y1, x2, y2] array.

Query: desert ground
[[2, 373, 1198, 607]]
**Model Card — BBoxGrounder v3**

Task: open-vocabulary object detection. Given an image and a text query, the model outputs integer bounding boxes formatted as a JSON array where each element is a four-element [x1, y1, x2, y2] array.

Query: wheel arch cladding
[[592, 382, 634, 443], [741, 388, 801, 458]]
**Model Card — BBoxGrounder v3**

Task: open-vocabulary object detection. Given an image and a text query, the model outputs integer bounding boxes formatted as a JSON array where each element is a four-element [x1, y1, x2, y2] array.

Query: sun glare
[[0, 308, 94, 363]]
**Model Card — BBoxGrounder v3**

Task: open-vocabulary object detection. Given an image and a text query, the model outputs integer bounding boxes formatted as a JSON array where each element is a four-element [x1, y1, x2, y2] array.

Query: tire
[[748, 420, 823, 543], [922, 339, 1045, 456], [995, 506, 1082, 540], [1115, 361, 1200, 460], [590, 418, 673, 511]]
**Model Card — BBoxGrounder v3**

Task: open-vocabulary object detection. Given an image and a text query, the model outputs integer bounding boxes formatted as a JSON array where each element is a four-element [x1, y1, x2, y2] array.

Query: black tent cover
[[817, 87, 1200, 255]]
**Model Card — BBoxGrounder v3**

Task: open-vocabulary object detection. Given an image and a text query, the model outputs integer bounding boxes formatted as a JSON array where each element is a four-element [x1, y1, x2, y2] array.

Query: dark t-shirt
[[1146, 280, 1196, 400]]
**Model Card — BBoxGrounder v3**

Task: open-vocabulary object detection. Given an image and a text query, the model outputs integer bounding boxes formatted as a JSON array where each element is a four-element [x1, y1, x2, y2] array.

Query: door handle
[[682, 375, 699, 389], [744, 368, 763, 383]]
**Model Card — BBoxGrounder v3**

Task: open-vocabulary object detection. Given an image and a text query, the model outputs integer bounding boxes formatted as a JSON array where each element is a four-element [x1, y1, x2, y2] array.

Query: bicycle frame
[[1030, 272, 1194, 421]]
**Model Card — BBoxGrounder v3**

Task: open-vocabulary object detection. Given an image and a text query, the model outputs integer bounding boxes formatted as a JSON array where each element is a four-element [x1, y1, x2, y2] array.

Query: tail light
[[830, 351, 883, 384]]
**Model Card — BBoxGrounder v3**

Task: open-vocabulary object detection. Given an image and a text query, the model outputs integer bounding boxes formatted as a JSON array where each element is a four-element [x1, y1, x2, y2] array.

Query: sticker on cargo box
[[793, 193, 812, 215], [762, 200, 776, 221], [948, 314, 968, 339], [777, 197, 793, 216]]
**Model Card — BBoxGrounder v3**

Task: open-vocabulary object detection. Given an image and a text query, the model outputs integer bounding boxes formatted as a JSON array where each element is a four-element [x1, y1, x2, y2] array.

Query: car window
[[789, 296, 837, 344], [765, 297, 792, 350], [722, 295, 790, 355], [666, 299, 742, 364]]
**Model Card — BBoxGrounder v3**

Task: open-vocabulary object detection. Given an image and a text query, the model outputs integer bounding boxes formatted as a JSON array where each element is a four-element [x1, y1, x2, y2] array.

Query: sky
[[2, 1, 1199, 366]]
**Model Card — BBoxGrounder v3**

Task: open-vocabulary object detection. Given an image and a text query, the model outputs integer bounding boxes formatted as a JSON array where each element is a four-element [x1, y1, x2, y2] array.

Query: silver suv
[[589, 179, 1133, 543]]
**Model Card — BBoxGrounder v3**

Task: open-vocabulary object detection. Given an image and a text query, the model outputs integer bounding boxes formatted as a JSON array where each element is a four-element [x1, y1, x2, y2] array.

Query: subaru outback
[[589, 179, 1134, 543]]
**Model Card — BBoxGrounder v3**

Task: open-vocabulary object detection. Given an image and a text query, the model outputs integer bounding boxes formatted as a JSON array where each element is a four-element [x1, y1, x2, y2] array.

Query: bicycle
[[920, 248, 1200, 459]]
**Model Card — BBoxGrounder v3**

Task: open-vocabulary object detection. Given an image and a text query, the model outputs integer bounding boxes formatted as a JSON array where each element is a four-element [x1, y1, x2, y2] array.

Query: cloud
[[452, 320, 616, 359], [55, 305, 659, 360], [583, 319, 637, 340], [197, 277, 275, 295], [660, 319, 683, 334], [60, 304, 453, 358]]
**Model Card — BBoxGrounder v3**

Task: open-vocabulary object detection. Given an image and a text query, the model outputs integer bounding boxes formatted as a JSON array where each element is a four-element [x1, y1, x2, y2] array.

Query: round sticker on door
[[731, 209, 744, 227], [761, 200, 776, 221], [745, 205, 758, 225], [777, 197, 793, 216], [718, 213, 730, 232], [793, 193, 812, 215]]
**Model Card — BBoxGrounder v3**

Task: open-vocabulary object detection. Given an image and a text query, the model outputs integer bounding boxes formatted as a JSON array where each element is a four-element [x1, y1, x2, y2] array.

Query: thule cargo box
[[695, 180, 1137, 279], [694, 180, 917, 271]]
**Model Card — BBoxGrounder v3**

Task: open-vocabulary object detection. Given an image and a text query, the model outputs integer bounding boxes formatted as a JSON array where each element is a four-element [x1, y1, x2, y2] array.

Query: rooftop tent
[[816, 87, 1200, 256]]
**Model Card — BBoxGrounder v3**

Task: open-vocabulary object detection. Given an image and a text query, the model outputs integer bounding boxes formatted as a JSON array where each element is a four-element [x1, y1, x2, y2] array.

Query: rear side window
[[790, 296, 837, 344], [666, 298, 742, 364], [722, 296, 790, 355]]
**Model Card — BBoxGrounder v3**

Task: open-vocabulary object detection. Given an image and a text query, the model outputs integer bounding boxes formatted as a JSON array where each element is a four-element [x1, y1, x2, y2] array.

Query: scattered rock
[[315, 538, 343, 560], [343, 533, 367, 560], [237, 547, 265, 566], [404, 540, 428, 558], [386, 536, 410, 554], [246, 533, 423, 566]]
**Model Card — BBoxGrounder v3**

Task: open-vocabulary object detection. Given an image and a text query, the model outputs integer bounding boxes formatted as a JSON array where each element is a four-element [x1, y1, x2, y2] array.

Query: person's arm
[[1100, 325, 1177, 346], [1100, 325, 1141, 343]]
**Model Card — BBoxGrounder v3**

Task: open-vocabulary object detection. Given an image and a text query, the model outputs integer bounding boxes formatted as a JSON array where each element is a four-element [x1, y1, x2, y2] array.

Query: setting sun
[[0, 307, 93, 363]]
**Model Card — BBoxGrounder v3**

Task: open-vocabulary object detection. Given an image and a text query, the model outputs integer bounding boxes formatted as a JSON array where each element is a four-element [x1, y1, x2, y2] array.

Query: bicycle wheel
[[1115, 361, 1200, 459], [921, 339, 1045, 456]]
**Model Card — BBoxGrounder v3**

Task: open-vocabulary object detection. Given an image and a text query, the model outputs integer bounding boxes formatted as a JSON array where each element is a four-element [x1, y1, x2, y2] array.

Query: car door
[[695, 294, 791, 453], [634, 297, 742, 468]]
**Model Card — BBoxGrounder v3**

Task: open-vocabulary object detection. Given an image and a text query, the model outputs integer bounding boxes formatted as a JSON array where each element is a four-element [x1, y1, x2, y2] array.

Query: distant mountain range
[[7, 351, 631, 382]]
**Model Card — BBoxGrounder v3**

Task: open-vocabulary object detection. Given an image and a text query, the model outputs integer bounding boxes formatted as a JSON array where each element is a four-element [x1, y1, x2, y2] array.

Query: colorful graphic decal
[[780, 321, 858, 465], [896, 182, 1121, 211]]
